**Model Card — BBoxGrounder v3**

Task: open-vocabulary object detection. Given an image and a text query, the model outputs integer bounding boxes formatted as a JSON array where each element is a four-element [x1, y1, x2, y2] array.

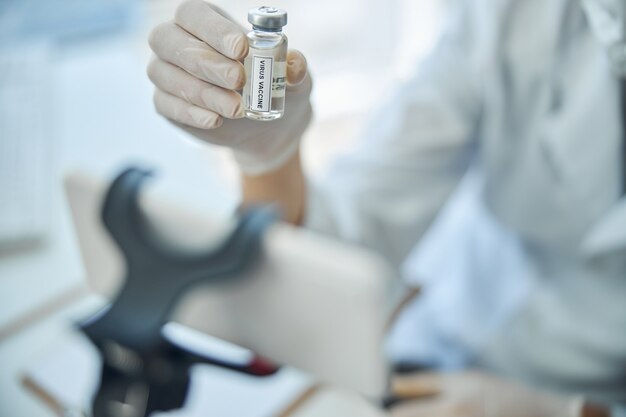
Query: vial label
[[250, 55, 274, 112], [272, 62, 287, 99]]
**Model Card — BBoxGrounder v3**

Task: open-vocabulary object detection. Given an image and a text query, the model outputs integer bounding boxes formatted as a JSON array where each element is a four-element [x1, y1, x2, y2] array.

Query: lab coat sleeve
[[305, 2, 484, 269]]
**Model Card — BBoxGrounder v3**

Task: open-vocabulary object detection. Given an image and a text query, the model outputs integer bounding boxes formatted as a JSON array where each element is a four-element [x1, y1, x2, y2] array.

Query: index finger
[[175, 0, 248, 61]]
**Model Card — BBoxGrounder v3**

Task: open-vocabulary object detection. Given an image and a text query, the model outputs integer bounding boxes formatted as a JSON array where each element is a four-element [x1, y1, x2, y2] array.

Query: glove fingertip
[[227, 32, 249, 61], [286, 49, 308, 86]]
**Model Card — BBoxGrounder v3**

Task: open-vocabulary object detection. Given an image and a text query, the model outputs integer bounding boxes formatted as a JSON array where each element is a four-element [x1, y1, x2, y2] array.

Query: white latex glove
[[147, 0, 312, 175], [391, 371, 584, 417]]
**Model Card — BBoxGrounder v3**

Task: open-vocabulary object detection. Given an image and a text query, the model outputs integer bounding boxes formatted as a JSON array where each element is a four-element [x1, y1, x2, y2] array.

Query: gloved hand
[[147, 0, 312, 176], [390, 371, 584, 417]]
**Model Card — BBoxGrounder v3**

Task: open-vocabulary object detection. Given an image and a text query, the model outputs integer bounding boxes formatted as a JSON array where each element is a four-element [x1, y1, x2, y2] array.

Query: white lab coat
[[305, 0, 626, 410]]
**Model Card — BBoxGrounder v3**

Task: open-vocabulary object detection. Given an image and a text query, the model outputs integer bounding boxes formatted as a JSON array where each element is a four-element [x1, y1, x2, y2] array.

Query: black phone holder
[[79, 168, 279, 417]]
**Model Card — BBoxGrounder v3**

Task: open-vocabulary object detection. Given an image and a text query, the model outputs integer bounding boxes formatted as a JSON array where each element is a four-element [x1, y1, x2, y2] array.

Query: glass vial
[[243, 6, 288, 121]]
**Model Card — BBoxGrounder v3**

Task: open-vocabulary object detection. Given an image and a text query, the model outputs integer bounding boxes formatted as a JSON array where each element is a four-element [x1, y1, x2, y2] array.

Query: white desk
[[1, 293, 387, 417]]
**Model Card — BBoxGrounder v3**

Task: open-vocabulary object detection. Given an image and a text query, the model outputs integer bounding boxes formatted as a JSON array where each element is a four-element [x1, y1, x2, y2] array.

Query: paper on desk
[[23, 328, 313, 417]]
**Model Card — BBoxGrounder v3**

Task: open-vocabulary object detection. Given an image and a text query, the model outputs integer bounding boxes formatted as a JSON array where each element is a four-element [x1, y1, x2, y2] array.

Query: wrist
[[241, 151, 306, 224]]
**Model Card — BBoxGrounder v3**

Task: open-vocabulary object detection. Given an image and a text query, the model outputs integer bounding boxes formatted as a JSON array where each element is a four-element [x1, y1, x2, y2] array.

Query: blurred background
[[0, 0, 447, 415]]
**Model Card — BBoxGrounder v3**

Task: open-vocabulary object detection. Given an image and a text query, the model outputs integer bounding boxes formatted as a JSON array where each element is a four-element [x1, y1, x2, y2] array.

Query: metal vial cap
[[248, 6, 287, 31]]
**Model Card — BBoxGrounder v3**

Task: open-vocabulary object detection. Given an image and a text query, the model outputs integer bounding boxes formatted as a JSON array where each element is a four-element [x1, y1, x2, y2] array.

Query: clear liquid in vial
[[243, 30, 287, 121]]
